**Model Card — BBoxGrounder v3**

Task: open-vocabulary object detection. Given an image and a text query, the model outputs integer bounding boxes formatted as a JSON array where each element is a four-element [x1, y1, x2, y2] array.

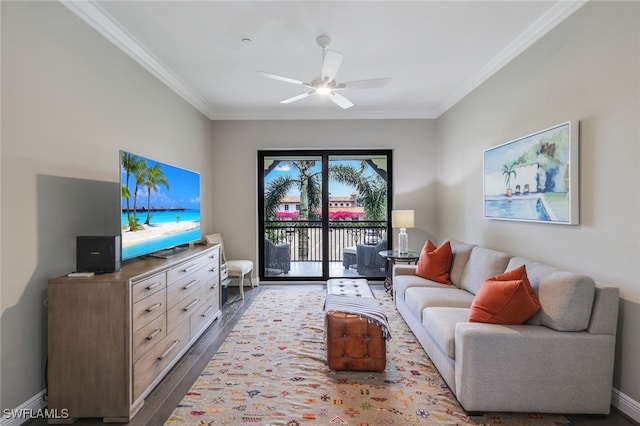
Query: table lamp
[[391, 210, 414, 254]]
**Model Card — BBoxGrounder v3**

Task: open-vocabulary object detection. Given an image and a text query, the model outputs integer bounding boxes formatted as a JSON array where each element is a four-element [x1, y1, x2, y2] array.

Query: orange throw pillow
[[468, 265, 541, 324], [415, 240, 452, 284]]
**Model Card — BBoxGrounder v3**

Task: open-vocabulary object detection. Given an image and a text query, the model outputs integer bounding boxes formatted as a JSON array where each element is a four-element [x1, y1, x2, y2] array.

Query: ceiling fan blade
[[340, 77, 392, 90], [328, 92, 354, 109], [258, 71, 306, 86], [320, 50, 343, 83], [280, 91, 315, 104]]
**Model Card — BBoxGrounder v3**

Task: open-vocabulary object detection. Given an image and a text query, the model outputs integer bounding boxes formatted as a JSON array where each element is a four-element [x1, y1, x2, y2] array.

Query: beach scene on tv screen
[[121, 151, 201, 259]]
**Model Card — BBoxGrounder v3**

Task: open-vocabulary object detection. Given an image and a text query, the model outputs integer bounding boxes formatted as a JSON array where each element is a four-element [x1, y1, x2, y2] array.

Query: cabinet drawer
[[132, 289, 166, 332], [167, 266, 207, 307], [132, 273, 166, 304], [205, 278, 220, 302], [133, 314, 166, 362], [201, 250, 220, 283], [190, 300, 219, 338], [167, 256, 208, 284], [167, 286, 205, 332], [133, 320, 188, 399], [201, 263, 219, 285]]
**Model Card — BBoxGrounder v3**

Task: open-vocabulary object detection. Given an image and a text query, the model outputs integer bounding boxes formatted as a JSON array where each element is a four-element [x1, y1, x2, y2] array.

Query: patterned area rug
[[166, 289, 571, 425]]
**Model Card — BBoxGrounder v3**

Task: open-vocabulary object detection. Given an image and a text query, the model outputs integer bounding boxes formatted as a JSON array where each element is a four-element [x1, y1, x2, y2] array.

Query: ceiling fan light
[[316, 87, 332, 95]]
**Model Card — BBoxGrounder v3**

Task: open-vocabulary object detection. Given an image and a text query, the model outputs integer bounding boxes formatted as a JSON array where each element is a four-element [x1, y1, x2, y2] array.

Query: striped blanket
[[324, 294, 392, 340]]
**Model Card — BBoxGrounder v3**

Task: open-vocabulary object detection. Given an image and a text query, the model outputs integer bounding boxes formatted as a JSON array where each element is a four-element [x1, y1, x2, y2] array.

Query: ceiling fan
[[258, 36, 391, 109]]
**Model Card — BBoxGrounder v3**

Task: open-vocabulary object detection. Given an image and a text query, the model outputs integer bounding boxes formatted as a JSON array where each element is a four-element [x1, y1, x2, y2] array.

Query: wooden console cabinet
[[47, 244, 221, 423]]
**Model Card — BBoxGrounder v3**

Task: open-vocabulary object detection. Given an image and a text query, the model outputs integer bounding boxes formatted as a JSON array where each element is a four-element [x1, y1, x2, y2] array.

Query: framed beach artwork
[[483, 121, 580, 224]]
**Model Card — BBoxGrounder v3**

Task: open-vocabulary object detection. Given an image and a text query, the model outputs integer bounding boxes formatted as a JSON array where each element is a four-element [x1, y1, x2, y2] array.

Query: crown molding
[[435, 0, 588, 117], [211, 109, 439, 121], [59, 0, 219, 120]]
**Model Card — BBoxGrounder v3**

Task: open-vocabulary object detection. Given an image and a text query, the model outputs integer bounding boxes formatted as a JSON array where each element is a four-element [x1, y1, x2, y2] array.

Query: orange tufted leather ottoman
[[325, 311, 386, 372]]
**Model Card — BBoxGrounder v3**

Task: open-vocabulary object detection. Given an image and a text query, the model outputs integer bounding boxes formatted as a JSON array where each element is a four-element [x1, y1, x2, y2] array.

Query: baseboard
[[612, 387, 640, 423], [0, 389, 47, 426]]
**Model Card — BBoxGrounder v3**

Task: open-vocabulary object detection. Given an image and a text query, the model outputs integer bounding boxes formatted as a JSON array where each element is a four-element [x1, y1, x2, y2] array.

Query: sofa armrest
[[454, 323, 615, 414], [392, 264, 417, 277], [588, 286, 619, 335]]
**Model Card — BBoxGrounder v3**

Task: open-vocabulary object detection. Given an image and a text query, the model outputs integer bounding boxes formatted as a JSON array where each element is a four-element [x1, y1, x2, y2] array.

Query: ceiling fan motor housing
[[316, 35, 331, 48]]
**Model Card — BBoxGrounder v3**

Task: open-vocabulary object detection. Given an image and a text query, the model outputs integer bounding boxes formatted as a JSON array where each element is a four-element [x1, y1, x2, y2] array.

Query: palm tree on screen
[[143, 163, 170, 225], [121, 152, 147, 230]]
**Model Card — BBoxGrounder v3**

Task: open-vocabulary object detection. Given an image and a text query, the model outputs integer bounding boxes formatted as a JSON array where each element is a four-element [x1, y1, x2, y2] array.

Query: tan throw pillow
[[415, 240, 452, 284], [469, 265, 541, 324]]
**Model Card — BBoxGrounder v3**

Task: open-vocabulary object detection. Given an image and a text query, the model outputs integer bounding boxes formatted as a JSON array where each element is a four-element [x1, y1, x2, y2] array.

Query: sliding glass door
[[258, 150, 392, 282]]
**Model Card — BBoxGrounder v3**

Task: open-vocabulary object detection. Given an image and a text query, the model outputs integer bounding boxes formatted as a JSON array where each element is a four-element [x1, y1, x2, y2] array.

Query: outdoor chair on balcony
[[356, 238, 388, 276], [264, 237, 291, 275]]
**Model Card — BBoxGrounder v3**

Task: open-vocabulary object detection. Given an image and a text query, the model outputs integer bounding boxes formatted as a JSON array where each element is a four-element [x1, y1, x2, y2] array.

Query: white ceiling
[[62, 1, 586, 120]]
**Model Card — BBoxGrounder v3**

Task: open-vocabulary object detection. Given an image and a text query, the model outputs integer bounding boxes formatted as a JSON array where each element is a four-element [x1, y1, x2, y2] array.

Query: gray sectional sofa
[[393, 240, 619, 414]]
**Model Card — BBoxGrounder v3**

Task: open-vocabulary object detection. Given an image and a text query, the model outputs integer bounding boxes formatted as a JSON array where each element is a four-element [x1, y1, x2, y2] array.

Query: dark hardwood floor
[[30, 284, 636, 426]]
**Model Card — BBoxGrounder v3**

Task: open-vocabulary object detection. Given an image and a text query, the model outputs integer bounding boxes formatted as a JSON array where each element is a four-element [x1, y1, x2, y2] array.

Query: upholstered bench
[[326, 278, 373, 297], [325, 280, 390, 372]]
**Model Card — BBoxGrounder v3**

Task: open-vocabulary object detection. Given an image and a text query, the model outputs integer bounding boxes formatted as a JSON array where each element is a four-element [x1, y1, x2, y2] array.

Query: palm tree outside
[[330, 162, 387, 221], [264, 160, 322, 260], [263, 158, 389, 261]]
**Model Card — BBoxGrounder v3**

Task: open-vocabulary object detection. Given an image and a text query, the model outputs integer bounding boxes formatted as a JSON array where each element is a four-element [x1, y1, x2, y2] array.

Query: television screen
[[120, 150, 201, 260]]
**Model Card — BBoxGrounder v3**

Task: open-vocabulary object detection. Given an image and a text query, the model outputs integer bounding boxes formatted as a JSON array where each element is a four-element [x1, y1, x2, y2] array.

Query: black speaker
[[76, 235, 121, 273]]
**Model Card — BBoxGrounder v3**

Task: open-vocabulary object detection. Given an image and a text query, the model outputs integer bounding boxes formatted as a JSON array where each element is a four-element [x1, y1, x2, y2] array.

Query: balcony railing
[[265, 220, 388, 263]]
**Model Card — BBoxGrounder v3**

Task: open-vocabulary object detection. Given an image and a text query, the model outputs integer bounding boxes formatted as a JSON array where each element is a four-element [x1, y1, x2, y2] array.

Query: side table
[[378, 250, 420, 298]]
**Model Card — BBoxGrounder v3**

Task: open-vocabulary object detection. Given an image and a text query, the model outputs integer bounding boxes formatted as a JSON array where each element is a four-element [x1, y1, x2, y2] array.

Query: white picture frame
[[483, 121, 580, 225]]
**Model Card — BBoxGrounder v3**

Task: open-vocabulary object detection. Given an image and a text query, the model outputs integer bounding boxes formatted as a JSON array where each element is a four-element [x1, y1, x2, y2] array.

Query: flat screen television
[[120, 150, 201, 260]]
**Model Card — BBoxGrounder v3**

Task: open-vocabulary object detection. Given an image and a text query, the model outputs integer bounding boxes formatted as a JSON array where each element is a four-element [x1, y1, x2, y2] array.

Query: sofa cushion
[[468, 265, 540, 324], [507, 257, 558, 280], [506, 257, 596, 331], [405, 287, 475, 322], [449, 241, 475, 287], [459, 247, 510, 295], [416, 240, 452, 284], [393, 274, 451, 303], [527, 271, 596, 331], [422, 307, 470, 359]]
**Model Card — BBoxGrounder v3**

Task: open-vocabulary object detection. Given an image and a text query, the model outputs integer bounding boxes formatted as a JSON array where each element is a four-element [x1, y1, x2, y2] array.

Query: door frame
[[258, 149, 393, 282]]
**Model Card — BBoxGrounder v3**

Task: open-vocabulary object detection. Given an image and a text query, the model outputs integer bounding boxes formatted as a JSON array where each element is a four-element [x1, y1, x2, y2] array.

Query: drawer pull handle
[[157, 340, 180, 361], [145, 281, 162, 291], [183, 280, 199, 290], [145, 302, 162, 313], [209, 267, 218, 273], [146, 328, 162, 341], [183, 298, 200, 311], [181, 264, 199, 273], [201, 306, 215, 317], [210, 283, 218, 290]]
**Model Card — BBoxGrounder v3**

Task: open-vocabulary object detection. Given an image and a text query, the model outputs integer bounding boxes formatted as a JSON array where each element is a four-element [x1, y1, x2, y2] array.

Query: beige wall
[[1, 2, 213, 409], [210, 119, 438, 264], [436, 1, 640, 405]]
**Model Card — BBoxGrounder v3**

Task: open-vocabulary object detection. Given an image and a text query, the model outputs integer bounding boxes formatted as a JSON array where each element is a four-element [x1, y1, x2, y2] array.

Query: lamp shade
[[391, 210, 415, 229]]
